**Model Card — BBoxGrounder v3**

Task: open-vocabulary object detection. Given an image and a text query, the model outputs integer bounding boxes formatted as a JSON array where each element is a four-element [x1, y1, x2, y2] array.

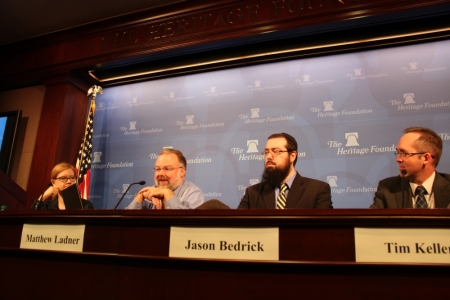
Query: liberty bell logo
[[323, 101, 334, 111], [327, 176, 338, 187], [345, 132, 359, 147], [247, 140, 259, 153]]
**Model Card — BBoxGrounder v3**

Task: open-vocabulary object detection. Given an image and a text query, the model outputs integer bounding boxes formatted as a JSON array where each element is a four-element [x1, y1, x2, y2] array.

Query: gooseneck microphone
[[114, 181, 146, 209], [34, 182, 52, 210], [401, 170, 407, 207]]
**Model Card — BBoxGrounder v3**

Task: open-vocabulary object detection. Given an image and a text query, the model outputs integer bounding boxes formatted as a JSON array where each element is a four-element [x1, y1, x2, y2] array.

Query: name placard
[[169, 227, 278, 261], [355, 228, 450, 264], [20, 224, 86, 252]]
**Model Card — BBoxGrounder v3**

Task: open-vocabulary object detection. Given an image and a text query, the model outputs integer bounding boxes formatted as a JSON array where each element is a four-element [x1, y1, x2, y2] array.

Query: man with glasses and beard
[[238, 133, 332, 209], [370, 127, 450, 209], [126, 148, 204, 209]]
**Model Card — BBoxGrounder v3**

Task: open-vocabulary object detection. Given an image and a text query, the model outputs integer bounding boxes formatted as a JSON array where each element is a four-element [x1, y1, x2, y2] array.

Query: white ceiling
[[0, 0, 180, 46]]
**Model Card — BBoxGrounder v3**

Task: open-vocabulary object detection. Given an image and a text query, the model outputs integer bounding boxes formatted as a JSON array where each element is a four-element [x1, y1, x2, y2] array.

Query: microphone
[[254, 175, 266, 208], [401, 170, 407, 207], [34, 182, 52, 210], [114, 181, 146, 209]]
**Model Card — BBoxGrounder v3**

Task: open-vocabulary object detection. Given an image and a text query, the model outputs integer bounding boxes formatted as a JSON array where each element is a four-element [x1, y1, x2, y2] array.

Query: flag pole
[[76, 85, 102, 200]]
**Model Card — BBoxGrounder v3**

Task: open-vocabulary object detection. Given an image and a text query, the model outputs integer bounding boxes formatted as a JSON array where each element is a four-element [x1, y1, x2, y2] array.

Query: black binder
[[60, 184, 83, 209]]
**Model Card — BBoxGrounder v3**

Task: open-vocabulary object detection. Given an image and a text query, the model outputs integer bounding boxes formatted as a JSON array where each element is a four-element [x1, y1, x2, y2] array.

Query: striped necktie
[[276, 183, 288, 209], [415, 186, 428, 208]]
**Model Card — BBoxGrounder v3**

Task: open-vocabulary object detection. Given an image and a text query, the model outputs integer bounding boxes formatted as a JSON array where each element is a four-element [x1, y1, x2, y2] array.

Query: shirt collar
[[410, 171, 435, 195], [283, 172, 296, 190]]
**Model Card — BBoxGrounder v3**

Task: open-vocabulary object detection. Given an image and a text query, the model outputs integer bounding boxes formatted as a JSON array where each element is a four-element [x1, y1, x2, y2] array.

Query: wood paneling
[[26, 73, 91, 207]]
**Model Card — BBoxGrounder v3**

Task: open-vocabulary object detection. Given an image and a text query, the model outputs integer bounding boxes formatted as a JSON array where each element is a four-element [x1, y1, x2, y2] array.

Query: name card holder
[[169, 227, 279, 261], [20, 224, 86, 252], [355, 228, 450, 264]]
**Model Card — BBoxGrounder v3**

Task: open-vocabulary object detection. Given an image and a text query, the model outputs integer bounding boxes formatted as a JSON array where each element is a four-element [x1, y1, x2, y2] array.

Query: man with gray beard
[[126, 148, 204, 209], [238, 133, 332, 209]]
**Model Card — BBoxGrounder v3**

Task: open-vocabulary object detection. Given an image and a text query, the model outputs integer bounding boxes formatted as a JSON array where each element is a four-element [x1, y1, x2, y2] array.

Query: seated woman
[[31, 162, 94, 210]]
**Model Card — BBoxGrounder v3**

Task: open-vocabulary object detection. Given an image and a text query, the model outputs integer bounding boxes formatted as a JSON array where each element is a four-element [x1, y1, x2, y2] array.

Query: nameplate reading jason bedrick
[[20, 224, 85, 252], [169, 227, 278, 261]]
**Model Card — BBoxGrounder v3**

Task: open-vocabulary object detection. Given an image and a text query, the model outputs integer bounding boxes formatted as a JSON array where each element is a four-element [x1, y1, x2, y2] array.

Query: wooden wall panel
[[26, 73, 91, 207]]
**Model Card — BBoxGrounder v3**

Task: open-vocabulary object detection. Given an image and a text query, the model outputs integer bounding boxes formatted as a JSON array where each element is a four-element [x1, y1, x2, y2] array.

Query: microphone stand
[[114, 181, 146, 209], [34, 182, 52, 210]]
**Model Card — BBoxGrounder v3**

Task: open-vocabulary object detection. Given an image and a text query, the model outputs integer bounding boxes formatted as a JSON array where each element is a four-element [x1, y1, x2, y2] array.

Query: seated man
[[126, 148, 204, 209], [238, 133, 332, 209], [371, 127, 450, 209]]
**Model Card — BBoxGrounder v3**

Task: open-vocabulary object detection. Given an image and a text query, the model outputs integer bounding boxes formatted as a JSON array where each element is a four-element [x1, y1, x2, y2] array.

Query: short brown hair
[[404, 127, 443, 167], [159, 148, 187, 168], [268, 133, 298, 166], [51, 162, 76, 179]]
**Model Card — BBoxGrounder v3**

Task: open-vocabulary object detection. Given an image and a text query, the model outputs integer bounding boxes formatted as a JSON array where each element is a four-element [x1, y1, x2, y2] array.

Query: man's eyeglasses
[[261, 149, 290, 157], [153, 166, 183, 173], [394, 151, 427, 158], [54, 177, 77, 183]]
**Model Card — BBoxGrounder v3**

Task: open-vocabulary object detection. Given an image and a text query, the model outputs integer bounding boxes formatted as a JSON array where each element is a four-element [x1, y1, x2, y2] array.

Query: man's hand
[[138, 186, 175, 209]]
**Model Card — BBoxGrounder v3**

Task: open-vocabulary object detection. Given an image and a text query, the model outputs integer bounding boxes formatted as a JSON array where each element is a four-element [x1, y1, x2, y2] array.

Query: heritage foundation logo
[[246, 80, 284, 91], [186, 115, 194, 124], [311, 100, 373, 118], [93, 152, 102, 163], [295, 75, 335, 86], [346, 68, 388, 80], [327, 132, 395, 156], [327, 175, 376, 194], [251, 108, 260, 118], [120, 121, 162, 135], [327, 176, 338, 187], [231, 140, 264, 161], [324, 101, 334, 111], [401, 62, 448, 74], [239, 108, 294, 124], [389, 93, 450, 110], [176, 114, 225, 130], [96, 99, 118, 110], [117, 184, 135, 199], [439, 133, 450, 141], [163, 91, 194, 102], [247, 140, 259, 153], [126, 97, 154, 106]]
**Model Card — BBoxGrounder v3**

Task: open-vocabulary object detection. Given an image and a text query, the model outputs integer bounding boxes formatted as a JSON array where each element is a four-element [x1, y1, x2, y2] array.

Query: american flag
[[76, 91, 98, 199]]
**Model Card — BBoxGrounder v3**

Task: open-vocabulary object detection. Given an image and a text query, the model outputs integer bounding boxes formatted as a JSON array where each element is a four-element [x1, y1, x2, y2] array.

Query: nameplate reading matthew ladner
[[20, 224, 86, 252]]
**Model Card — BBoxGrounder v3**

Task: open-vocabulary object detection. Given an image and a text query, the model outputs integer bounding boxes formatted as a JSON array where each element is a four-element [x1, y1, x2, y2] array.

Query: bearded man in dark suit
[[238, 133, 332, 209]]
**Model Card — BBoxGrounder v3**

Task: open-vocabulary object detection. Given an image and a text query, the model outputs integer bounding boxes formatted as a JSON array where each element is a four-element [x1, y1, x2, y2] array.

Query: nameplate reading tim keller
[[20, 224, 86, 252], [169, 227, 278, 261], [355, 228, 450, 264]]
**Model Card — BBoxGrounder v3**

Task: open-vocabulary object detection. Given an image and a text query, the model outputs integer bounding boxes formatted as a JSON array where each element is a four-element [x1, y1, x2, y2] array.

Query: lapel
[[432, 173, 450, 208], [395, 177, 413, 208], [285, 173, 303, 208], [261, 185, 276, 209]]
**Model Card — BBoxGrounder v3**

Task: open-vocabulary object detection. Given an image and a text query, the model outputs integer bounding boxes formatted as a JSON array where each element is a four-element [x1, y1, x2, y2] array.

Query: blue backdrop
[[89, 39, 450, 209]]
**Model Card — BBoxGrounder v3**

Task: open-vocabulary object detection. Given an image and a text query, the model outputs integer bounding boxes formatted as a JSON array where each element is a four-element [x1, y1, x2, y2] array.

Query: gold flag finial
[[87, 85, 102, 116], [87, 85, 103, 99]]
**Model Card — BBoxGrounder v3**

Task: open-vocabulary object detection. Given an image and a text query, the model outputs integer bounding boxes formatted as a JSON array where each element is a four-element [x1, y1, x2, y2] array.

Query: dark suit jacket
[[370, 172, 450, 209], [238, 172, 332, 209], [31, 198, 94, 210]]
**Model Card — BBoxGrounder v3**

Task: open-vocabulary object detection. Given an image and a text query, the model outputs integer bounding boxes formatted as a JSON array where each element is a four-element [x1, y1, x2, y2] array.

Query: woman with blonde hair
[[31, 162, 94, 210]]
